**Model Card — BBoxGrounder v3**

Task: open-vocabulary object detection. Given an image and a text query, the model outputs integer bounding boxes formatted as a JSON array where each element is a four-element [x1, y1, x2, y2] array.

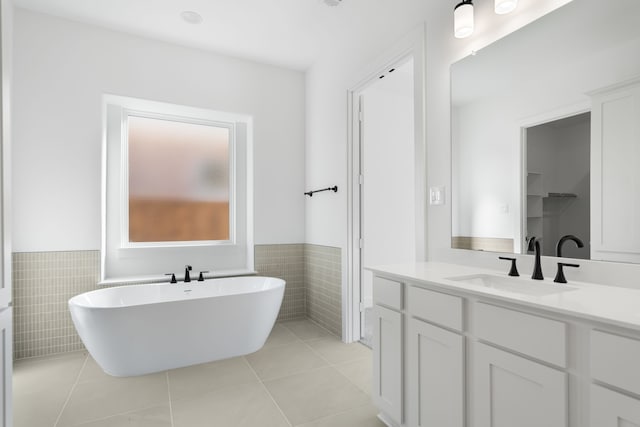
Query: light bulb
[[454, 1, 474, 39], [495, 0, 518, 15]]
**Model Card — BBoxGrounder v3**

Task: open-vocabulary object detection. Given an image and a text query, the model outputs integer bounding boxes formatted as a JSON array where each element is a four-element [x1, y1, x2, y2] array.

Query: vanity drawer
[[475, 302, 567, 367], [591, 330, 640, 395], [408, 285, 463, 332], [373, 276, 403, 310]]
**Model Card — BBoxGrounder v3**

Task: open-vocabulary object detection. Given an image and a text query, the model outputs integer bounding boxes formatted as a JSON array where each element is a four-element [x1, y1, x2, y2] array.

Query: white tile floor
[[13, 319, 385, 427]]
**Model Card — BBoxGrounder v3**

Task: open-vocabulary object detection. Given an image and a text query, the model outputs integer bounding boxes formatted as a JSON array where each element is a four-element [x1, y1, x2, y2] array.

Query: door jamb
[[345, 24, 426, 343]]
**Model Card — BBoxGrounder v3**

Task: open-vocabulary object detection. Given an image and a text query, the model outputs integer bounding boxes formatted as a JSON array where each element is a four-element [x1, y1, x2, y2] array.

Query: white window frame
[[122, 111, 236, 249], [101, 95, 254, 283]]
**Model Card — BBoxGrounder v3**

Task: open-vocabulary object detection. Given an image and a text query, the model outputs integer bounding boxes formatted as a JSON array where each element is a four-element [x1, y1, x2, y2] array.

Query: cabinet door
[[591, 81, 640, 262], [474, 342, 567, 427], [409, 318, 464, 427], [373, 304, 403, 425], [0, 308, 11, 427], [591, 384, 640, 427]]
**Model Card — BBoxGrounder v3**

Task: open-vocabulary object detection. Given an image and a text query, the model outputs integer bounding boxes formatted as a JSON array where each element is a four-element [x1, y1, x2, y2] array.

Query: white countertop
[[367, 262, 640, 332]]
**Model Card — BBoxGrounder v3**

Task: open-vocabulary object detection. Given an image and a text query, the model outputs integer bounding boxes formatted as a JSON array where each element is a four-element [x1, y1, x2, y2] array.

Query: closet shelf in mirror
[[544, 193, 577, 199]]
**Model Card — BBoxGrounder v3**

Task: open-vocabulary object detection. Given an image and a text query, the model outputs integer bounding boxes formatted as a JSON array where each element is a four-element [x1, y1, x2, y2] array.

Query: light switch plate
[[429, 186, 445, 205]]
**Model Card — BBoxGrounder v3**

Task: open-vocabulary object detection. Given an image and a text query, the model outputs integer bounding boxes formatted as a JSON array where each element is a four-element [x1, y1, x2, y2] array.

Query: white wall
[[12, 8, 305, 252], [305, 0, 573, 266], [1, 0, 14, 307], [452, 99, 517, 240]]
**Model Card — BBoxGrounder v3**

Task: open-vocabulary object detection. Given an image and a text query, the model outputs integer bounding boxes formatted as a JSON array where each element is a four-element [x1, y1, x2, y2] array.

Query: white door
[[0, 0, 13, 425], [359, 58, 415, 343], [473, 342, 567, 427]]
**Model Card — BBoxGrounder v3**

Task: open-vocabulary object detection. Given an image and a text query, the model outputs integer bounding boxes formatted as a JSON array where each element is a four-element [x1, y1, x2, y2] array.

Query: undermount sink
[[446, 274, 578, 296]]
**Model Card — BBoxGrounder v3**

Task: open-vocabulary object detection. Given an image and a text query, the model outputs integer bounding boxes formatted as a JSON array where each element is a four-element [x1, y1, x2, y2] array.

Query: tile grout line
[[300, 339, 334, 367], [302, 340, 371, 387], [299, 335, 374, 397], [278, 318, 374, 390], [290, 341, 374, 425], [241, 356, 293, 427], [279, 317, 340, 341], [58, 402, 169, 426], [53, 352, 89, 427], [256, 355, 372, 427], [166, 371, 175, 427], [262, 320, 374, 423], [42, 353, 172, 426], [296, 400, 374, 426], [258, 363, 336, 384]]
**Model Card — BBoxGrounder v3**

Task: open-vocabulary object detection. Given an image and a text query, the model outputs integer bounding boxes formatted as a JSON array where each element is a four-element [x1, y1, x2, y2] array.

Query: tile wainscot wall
[[304, 245, 342, 337], [13, 244, 342, 359]]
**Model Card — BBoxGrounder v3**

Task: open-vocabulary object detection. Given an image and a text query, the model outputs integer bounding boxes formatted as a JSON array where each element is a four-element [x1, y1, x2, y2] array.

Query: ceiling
[[11, 0, 437, 71]]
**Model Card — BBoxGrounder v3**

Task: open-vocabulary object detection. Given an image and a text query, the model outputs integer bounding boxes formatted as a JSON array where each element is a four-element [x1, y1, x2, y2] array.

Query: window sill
[[98, 269, 258, 287]]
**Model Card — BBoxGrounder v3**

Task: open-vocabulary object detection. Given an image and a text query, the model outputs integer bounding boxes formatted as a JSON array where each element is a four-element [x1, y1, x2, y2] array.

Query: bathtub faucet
[[184, 265, 193, 282]]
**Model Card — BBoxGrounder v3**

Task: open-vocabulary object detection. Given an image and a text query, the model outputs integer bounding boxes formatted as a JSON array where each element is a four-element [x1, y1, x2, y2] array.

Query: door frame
[[345, 24, 426, 343], [0, 0, 13, 425], [518, 101, 590, 254]]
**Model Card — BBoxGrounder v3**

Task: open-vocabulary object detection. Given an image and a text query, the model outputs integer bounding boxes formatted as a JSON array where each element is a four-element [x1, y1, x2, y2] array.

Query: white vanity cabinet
[[407, 286, 464, 427], [472, 302, 568, 427], [371, 266, 640, 427], [372, 277, 466, 427], [372, 276, 404, 426], [590, 330, 640, 426], [473, 343, 567, 427], [590, 385, 640, 427]]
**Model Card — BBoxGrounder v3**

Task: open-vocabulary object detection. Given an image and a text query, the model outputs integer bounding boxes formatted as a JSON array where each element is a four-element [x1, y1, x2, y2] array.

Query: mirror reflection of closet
[[525, 113, 590, 259]]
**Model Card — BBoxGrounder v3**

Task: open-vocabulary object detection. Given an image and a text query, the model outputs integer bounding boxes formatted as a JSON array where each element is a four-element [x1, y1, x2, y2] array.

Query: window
[[127, 115, 231, 244], [102, 95, 253, 282]]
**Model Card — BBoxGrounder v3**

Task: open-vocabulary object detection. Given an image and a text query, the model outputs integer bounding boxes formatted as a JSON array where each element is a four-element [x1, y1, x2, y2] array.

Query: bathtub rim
[[69, 275, 285, 310], [98, 269, 258, 287]]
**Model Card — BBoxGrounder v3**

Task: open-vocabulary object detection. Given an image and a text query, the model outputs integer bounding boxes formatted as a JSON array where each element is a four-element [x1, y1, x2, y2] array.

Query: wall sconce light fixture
[[454, 0, 518, 39], [454, 1, 474, 39]]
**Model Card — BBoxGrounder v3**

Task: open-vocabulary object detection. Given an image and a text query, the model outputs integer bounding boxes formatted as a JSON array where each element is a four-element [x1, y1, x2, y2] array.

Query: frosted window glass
[[127, 116, 230, 242]]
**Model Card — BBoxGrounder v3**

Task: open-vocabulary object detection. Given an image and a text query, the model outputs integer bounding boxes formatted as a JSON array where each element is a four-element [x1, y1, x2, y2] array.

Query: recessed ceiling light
[[324, 0, 343, 6], [181, 11, 203, 25]]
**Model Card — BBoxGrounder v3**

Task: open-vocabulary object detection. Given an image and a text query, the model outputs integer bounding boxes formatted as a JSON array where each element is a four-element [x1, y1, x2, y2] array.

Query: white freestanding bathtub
[[69, 276, 285, 376]]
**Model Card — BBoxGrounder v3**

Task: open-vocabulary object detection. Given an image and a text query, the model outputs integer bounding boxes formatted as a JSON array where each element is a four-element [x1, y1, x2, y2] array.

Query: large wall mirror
[[451, 0, 640, 263]]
